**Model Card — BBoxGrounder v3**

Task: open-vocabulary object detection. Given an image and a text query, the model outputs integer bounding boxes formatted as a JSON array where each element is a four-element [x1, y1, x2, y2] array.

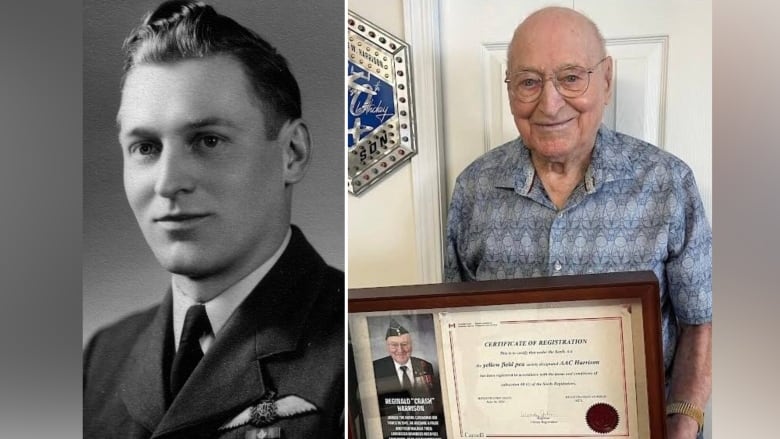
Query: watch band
[[666, 400, 704, 433]]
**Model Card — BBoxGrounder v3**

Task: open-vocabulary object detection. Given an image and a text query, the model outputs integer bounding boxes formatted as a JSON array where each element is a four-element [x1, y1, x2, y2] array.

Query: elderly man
[[82, 2, 342, 438], [445, 7, 711, 439], [373, 319, 436, 399], [372, 319, 443, 439]]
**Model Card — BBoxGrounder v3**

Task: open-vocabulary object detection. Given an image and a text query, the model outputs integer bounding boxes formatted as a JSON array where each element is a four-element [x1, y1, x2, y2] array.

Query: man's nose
[[154, 144, 196, 199], [536, 77, 566, 115]]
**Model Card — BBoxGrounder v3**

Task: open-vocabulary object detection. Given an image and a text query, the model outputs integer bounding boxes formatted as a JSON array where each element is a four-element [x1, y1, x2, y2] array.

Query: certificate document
[[439, 304, 639, 438]]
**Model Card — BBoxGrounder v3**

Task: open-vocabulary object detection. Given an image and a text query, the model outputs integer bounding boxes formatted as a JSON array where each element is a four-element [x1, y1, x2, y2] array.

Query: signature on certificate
[[519, 410, 558, 422]]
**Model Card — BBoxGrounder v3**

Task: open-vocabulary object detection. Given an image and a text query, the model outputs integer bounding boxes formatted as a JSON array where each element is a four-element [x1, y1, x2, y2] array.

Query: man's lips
[[533, 118, 574, 129], [155, 213, 211, 222], [153, 213, 212, 229]]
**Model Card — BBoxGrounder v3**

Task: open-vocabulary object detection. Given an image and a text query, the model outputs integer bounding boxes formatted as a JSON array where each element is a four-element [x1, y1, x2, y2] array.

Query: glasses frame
[[504, 56, 610, 103]]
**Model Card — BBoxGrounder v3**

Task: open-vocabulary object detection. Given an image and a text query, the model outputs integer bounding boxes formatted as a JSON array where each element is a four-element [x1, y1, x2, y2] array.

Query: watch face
[[347, 11, 416, 196]]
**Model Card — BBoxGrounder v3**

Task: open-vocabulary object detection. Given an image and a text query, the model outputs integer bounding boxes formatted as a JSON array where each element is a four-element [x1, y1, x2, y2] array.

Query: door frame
[[403, 0, 447, 283]]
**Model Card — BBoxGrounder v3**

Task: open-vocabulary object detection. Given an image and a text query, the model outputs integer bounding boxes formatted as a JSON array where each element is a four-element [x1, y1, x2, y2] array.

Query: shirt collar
[[587, 126, 636, 188], [495, 125, 636, 194], [394, 359, 412, 370], [172, 227, 292, 348]]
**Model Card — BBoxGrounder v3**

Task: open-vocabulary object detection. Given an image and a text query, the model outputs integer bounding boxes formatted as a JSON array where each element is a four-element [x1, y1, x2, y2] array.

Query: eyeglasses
[[504, 56, 609, 103]]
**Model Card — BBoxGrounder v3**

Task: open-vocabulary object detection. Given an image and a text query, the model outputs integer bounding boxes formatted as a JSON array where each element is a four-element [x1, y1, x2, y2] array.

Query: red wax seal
[[586, 403, 619, 433]]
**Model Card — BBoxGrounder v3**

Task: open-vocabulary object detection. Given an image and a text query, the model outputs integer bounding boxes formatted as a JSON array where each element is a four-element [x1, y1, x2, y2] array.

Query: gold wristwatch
[[666, 401, 704, 433]]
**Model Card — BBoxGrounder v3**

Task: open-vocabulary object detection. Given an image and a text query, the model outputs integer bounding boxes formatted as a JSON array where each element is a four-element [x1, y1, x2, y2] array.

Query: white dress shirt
[[171, 228, 292, 353], [394, 359, 413, 387]]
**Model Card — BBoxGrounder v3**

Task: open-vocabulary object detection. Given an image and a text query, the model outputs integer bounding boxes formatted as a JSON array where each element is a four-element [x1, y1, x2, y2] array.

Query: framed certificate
[[348, 271, 665, 439]]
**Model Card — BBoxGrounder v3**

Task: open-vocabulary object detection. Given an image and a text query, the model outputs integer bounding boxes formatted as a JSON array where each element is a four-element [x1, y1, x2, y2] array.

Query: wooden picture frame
[[348, 271, 665, 439]]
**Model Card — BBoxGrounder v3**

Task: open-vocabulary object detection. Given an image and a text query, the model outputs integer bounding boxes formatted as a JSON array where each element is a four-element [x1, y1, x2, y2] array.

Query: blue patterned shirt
[[445, 126, 712, 373]]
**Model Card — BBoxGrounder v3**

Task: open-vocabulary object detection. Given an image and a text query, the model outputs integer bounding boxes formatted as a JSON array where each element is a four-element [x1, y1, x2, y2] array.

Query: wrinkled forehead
[[508, 9, 603, 69], [386, 334, 412, 344]]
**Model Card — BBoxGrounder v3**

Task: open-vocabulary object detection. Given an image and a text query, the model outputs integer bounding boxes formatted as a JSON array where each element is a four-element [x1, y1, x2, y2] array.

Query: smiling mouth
[[534, 118, 573, 128]]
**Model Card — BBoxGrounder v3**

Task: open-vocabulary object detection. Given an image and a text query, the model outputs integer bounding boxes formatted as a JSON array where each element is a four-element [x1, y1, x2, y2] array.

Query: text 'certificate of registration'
[[439, 304, 639, 438]]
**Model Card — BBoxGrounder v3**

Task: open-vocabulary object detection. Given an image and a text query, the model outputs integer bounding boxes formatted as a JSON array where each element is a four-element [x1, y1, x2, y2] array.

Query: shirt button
[[553, 260, 562, 271], [558, 212, 564, 218]]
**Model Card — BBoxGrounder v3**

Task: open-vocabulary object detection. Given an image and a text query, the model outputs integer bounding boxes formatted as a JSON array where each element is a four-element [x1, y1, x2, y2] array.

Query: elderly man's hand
[[666, 323, 710, 439], [666, 413, 699, 439]]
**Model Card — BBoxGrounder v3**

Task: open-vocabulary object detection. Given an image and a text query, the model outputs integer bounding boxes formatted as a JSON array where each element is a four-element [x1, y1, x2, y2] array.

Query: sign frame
[[347, 11, 417, 196]]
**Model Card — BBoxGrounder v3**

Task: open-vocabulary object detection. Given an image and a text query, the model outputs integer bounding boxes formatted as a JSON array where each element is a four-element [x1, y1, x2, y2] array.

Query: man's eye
[[558, 69, 586, 84], [131, 142, 160, 156], [196, 135, 223, 149], [519, 78, 540, 88]]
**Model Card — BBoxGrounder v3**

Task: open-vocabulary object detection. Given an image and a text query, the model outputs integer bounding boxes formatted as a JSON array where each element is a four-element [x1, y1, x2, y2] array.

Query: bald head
[[504, 6, 613, 168], [508, 7, 606, 67]]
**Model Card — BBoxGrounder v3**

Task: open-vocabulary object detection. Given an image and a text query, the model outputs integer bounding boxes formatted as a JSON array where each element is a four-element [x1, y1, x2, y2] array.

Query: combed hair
[[122, 0, 300, 138]]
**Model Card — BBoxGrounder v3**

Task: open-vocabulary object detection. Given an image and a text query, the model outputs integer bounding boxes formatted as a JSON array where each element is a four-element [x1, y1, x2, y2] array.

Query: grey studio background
[[83, 0, 345, 344]]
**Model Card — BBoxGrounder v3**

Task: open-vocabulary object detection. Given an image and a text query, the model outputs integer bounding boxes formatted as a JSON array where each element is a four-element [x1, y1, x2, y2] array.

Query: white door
[[439, 0, 712, 219]]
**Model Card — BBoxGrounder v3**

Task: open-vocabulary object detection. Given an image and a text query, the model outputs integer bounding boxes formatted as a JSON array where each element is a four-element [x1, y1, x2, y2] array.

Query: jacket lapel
[[119, 292, 173, 433], [151, 227, 326, 437], [152, 309, 268, 438]]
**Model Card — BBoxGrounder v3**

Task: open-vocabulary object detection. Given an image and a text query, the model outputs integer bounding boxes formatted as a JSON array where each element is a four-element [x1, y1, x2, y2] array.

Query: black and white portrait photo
[[82, 1, 345, 437]]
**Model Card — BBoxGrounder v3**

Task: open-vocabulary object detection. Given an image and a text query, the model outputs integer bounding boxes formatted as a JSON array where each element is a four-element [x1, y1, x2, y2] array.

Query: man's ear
[[603, 56, 614, 104], [278, 118, 312, 185]]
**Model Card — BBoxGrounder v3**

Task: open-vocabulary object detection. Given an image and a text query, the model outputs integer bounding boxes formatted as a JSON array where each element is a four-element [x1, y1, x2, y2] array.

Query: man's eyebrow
[[118, 126, 158, 141], [511, 62, 587, 73], [186, 117, 239, 130], [510, 64, 541, 73], [117, 117, 240, 139]]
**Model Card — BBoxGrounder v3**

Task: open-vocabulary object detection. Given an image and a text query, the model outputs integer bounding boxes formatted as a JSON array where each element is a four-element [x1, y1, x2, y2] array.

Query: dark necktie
[[400, 365, 412, 390], [170, 304, 212, 399]]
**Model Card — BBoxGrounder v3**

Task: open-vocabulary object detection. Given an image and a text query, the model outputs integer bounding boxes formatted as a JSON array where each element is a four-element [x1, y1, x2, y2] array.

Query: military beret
[[385, 318, 409, 338]]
